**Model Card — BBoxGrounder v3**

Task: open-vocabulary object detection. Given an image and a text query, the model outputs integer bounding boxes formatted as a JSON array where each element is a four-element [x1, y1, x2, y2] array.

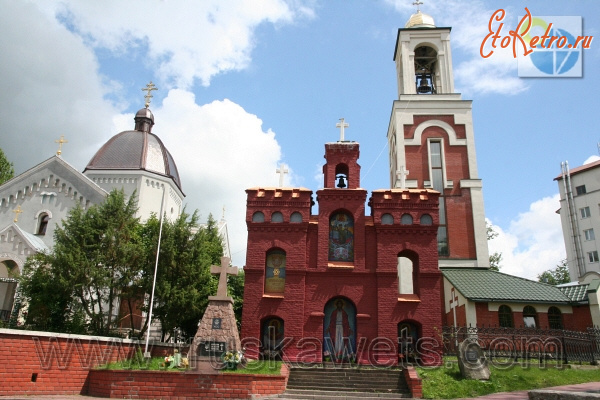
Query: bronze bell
[[337, 175, 347, 188], [417, 75, 432, 94]]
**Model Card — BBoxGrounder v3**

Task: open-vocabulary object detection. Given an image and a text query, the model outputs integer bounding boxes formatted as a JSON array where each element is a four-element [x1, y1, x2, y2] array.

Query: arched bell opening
[[414, 45, 437, 94]]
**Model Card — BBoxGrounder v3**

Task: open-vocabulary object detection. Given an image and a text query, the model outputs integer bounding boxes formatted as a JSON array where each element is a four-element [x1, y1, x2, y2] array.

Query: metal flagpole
[[144, 184, 166, 358]]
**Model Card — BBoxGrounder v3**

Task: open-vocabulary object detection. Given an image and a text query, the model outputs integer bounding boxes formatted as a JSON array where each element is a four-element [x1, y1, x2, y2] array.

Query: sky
[[1, 0, 599, 280]]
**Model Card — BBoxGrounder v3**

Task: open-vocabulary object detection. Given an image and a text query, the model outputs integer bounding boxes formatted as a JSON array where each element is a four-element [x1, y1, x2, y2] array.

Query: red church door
[[323, 297, 356, 362]]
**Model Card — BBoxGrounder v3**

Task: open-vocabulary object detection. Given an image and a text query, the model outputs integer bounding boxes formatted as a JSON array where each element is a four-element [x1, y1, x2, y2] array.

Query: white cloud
[[487, 194, 566, 280], [584, 155, 600, 164], [44, 0, 310, 88], [0, 1, 118, 174], [145, 89, 283, 267]]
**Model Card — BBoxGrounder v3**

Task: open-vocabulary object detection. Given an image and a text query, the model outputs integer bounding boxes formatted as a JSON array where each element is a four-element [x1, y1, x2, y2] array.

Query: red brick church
[[240, 139, 443, 365]]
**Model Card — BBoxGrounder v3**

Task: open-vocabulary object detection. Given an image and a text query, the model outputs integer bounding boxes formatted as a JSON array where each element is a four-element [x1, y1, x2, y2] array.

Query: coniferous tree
[[141, 211, 223, 340]]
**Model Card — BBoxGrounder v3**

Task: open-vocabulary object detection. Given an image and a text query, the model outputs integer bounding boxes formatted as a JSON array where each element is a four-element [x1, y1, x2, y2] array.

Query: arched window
[[335, 163, 349, 189], [265, 249, 286, 294], [290, 212, 303, 223], [271, 212, 284, 223], [420, 214, 432, 225], [397, 255, 414, 294], [37, 213, 50, 235], [548, 306, 563, 329], [381, 213, 394, 225], [252, 211, 265, 222], [523, 306, 538, 328], [401, 214, 413, 225], [498, 305, 513, 328], [329, 211, 354, 262]]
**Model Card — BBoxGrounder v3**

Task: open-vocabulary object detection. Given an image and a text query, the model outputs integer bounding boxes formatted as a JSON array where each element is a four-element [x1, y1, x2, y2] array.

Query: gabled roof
[[554, 159, 600, 180], [0, 155, 107, 203], [442, 268, 575, 304], [0, 223, 49, 257]]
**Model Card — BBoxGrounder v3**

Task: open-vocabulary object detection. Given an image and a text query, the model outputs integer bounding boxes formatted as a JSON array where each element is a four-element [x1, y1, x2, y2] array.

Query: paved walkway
[[2, 382, 600, 399]]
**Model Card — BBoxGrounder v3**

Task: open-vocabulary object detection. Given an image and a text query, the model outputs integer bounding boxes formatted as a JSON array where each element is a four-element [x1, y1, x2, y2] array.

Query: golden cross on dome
[[412, 0, 423, 11], [12, 205, 23, 222], [55, 135, 68, 156], [141, 81, 158, 108]]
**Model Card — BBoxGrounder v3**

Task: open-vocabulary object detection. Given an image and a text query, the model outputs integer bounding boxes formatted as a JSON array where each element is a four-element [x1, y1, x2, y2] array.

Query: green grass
[[417, 362, 600, 399], [96, 356, 282, 375]]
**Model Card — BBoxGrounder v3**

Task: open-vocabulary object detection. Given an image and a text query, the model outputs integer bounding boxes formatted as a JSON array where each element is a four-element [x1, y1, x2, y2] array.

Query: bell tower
[[387, 8, 489, 269]]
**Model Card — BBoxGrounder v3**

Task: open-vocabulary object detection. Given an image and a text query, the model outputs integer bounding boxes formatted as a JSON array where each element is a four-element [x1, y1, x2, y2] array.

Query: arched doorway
[[0, 260, 19, 323], [398, 321, 419, 363], [323, 297, 356, 362], [261, 317, 284, 360]]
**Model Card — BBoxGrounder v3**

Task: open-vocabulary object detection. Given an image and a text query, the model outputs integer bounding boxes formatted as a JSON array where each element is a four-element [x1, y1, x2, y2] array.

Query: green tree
[[229, 269, 245, 331], [487, 221, 503, 271], [0, 147, 14, 185], [18, 189, 145, 335], [537, 259, 571, 285], [19, 254, 87, 333], [141, 211, 223, 340]]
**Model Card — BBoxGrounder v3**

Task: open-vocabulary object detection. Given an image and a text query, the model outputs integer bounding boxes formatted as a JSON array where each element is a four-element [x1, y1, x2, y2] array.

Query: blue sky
[[1, 0, 599, 279]]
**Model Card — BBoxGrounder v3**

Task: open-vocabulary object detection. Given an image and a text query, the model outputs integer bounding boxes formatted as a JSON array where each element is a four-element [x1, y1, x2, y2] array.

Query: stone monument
[[457, 339, 490, 380], [190, 256, 241, 373]]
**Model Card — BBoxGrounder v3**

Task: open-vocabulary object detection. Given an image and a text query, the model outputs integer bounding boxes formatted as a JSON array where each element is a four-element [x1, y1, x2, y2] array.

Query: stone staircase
[[264, 366, 412, 399]]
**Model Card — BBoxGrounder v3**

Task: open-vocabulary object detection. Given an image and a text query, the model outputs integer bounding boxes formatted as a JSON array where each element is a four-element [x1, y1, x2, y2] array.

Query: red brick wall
[[88, 370, 287, 399], [0, 329, 178, 396], [403, 114, 477, 261], [0, 329, 288, 399]]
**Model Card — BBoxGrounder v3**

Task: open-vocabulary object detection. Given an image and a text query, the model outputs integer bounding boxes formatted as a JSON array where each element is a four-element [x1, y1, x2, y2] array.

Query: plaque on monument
[[457, 340, 490, 380], [199, 341, 226, 356], [212, 318, 222, 330]]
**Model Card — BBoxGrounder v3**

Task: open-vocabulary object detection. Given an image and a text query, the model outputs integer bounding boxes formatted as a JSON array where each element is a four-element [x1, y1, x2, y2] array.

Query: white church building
[[0, 97, 227, 330]]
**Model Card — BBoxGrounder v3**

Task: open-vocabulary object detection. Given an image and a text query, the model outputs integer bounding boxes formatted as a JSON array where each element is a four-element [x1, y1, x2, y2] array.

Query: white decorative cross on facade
[[449, 287, 459, 346], [210, 256, 238, 298], [396, 165, 410, 189], [336, 118, 349, 141], [276, 163, 288, 187]]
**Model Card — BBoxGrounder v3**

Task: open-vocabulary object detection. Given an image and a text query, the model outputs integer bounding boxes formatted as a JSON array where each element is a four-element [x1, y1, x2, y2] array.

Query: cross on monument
[[336, 118, 349, 141], [396, 165, 410, 189], [210, 256, 238, 299], [142, 81, 158, 108], [276, 163, 288, 187], [412, 0, 423, 12], [55, 135, 68, 156], [12, 205, 23, 222]]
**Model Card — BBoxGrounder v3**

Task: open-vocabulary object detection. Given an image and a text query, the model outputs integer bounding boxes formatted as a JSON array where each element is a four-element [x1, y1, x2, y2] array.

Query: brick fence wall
[[88, 369, 288, 399], [0, 328, 181, 396], [0, 328, 288, 399]]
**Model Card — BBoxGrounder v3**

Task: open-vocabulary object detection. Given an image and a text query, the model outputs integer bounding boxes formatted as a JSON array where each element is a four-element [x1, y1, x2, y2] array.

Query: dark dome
[[84, 108, 182, 192]]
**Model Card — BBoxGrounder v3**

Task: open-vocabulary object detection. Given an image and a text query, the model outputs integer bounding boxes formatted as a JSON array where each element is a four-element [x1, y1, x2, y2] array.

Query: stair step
[[268, 388, 411, 399], [280, 366, 412, 398]]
